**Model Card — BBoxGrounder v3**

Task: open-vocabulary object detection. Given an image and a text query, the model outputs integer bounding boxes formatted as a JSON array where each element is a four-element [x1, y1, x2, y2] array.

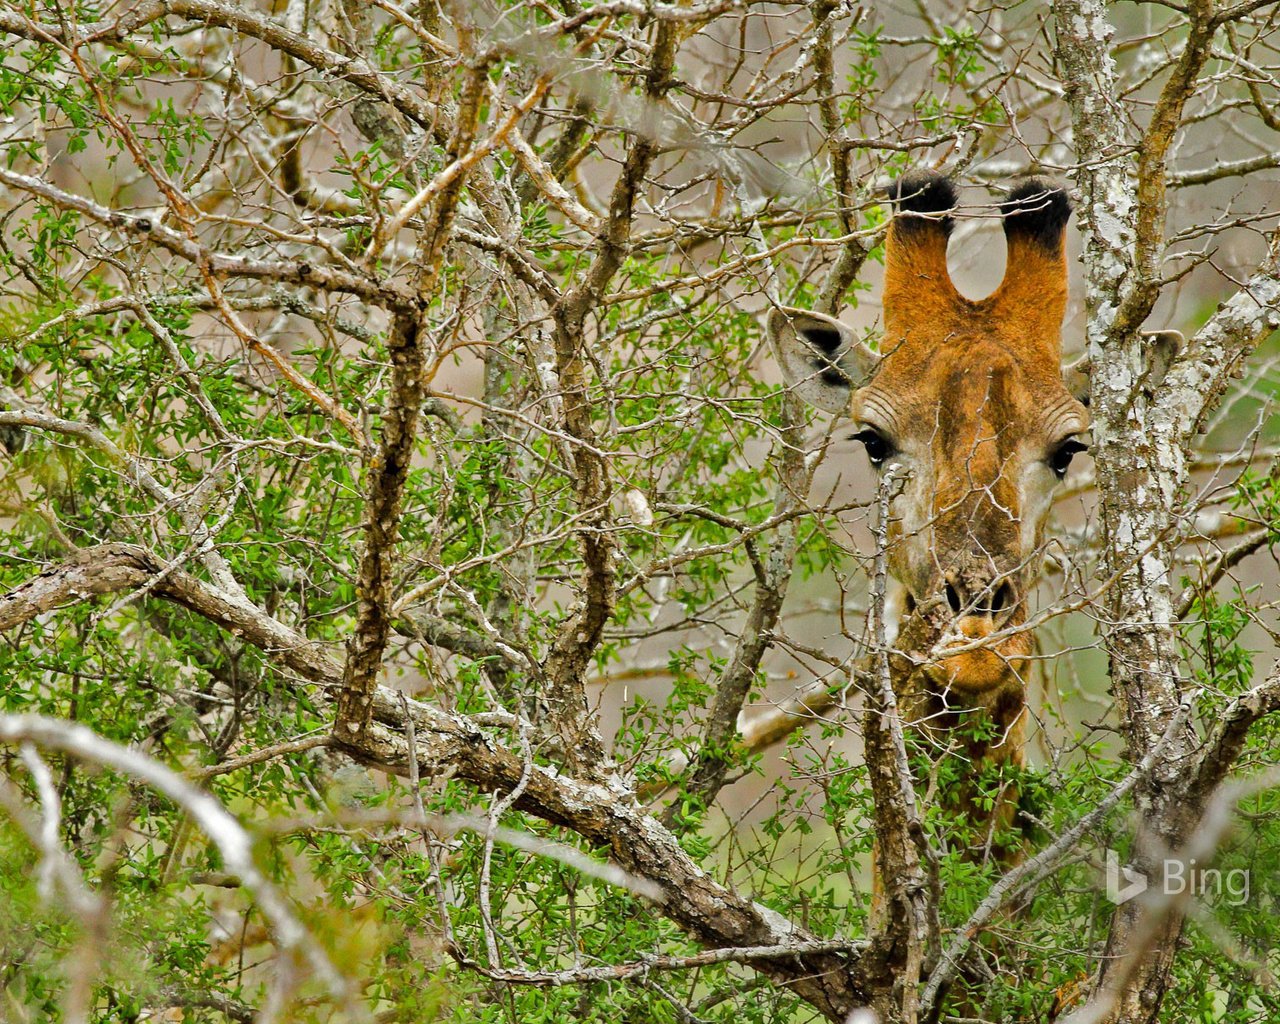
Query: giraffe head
[[768, 171, 1088, 698]]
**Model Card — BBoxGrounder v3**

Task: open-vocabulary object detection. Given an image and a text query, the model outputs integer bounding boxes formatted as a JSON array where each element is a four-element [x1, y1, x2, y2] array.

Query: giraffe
[[767, 170, 1089, 859]]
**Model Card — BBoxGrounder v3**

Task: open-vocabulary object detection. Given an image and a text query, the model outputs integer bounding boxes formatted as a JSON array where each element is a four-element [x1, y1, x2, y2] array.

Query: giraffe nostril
[[975, 581, 1014, 617], [947, 578, 1013, 617]]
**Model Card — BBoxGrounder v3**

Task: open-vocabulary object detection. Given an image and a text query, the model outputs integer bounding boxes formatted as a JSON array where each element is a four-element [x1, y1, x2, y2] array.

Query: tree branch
[[541, 20, 681, 774], [0, 168, 413, 311], [1113, 0, 1217, 336], [0, 547, 872, 1020], [675, 393, 805, 815]]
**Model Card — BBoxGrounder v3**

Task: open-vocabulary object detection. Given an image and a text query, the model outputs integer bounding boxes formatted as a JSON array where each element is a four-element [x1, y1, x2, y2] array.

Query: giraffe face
[[851, 334, 1087, 697], [768, 173, 1087, 697]]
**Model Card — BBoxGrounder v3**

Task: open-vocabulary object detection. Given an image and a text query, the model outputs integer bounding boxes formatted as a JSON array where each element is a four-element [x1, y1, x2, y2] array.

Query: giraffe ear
[[766, 306, 879, 414], [1063, 354, 1090, 406]]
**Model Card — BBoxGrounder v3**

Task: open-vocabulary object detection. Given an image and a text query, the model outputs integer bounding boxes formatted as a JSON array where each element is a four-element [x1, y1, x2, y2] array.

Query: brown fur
[[754, 173, 1091, 1017], [865, 173, 1086, 863], [767, 173, 1087, 921]]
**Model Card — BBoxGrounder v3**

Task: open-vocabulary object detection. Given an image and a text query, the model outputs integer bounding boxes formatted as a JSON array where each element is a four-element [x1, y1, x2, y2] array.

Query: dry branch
[[0, 546, 872, 1019]]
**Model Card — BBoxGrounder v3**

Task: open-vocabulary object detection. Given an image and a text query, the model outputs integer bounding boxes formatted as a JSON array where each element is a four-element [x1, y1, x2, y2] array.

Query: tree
[[0, 0, 1277, 1021]]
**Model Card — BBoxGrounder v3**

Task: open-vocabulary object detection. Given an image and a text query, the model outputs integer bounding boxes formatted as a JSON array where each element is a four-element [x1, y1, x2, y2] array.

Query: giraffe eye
[[1050, 438, 1088, 479], [851, 428, 894, 468]]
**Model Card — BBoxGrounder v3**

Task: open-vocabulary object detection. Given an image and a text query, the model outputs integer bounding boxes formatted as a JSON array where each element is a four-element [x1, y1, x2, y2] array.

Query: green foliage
[[0, 1, 1277, 1021]]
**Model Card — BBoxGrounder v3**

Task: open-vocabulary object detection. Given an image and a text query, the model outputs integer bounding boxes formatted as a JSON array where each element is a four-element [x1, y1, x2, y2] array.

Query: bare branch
[[0, 548, 871, 1017]]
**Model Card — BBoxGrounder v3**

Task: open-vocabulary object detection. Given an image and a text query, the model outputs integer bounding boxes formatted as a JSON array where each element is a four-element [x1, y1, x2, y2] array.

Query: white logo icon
[[1105, 849, 1148, 905]]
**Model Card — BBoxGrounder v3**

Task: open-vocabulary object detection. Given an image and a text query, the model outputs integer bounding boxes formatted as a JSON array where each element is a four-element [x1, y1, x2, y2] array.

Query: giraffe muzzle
[[918, 573, 1030, 698]]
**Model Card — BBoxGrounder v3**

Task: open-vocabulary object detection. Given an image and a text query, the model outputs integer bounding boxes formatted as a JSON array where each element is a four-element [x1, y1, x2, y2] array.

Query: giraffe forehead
[[866, 338, 1060, 441], [936, 357, 1020, 446]]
